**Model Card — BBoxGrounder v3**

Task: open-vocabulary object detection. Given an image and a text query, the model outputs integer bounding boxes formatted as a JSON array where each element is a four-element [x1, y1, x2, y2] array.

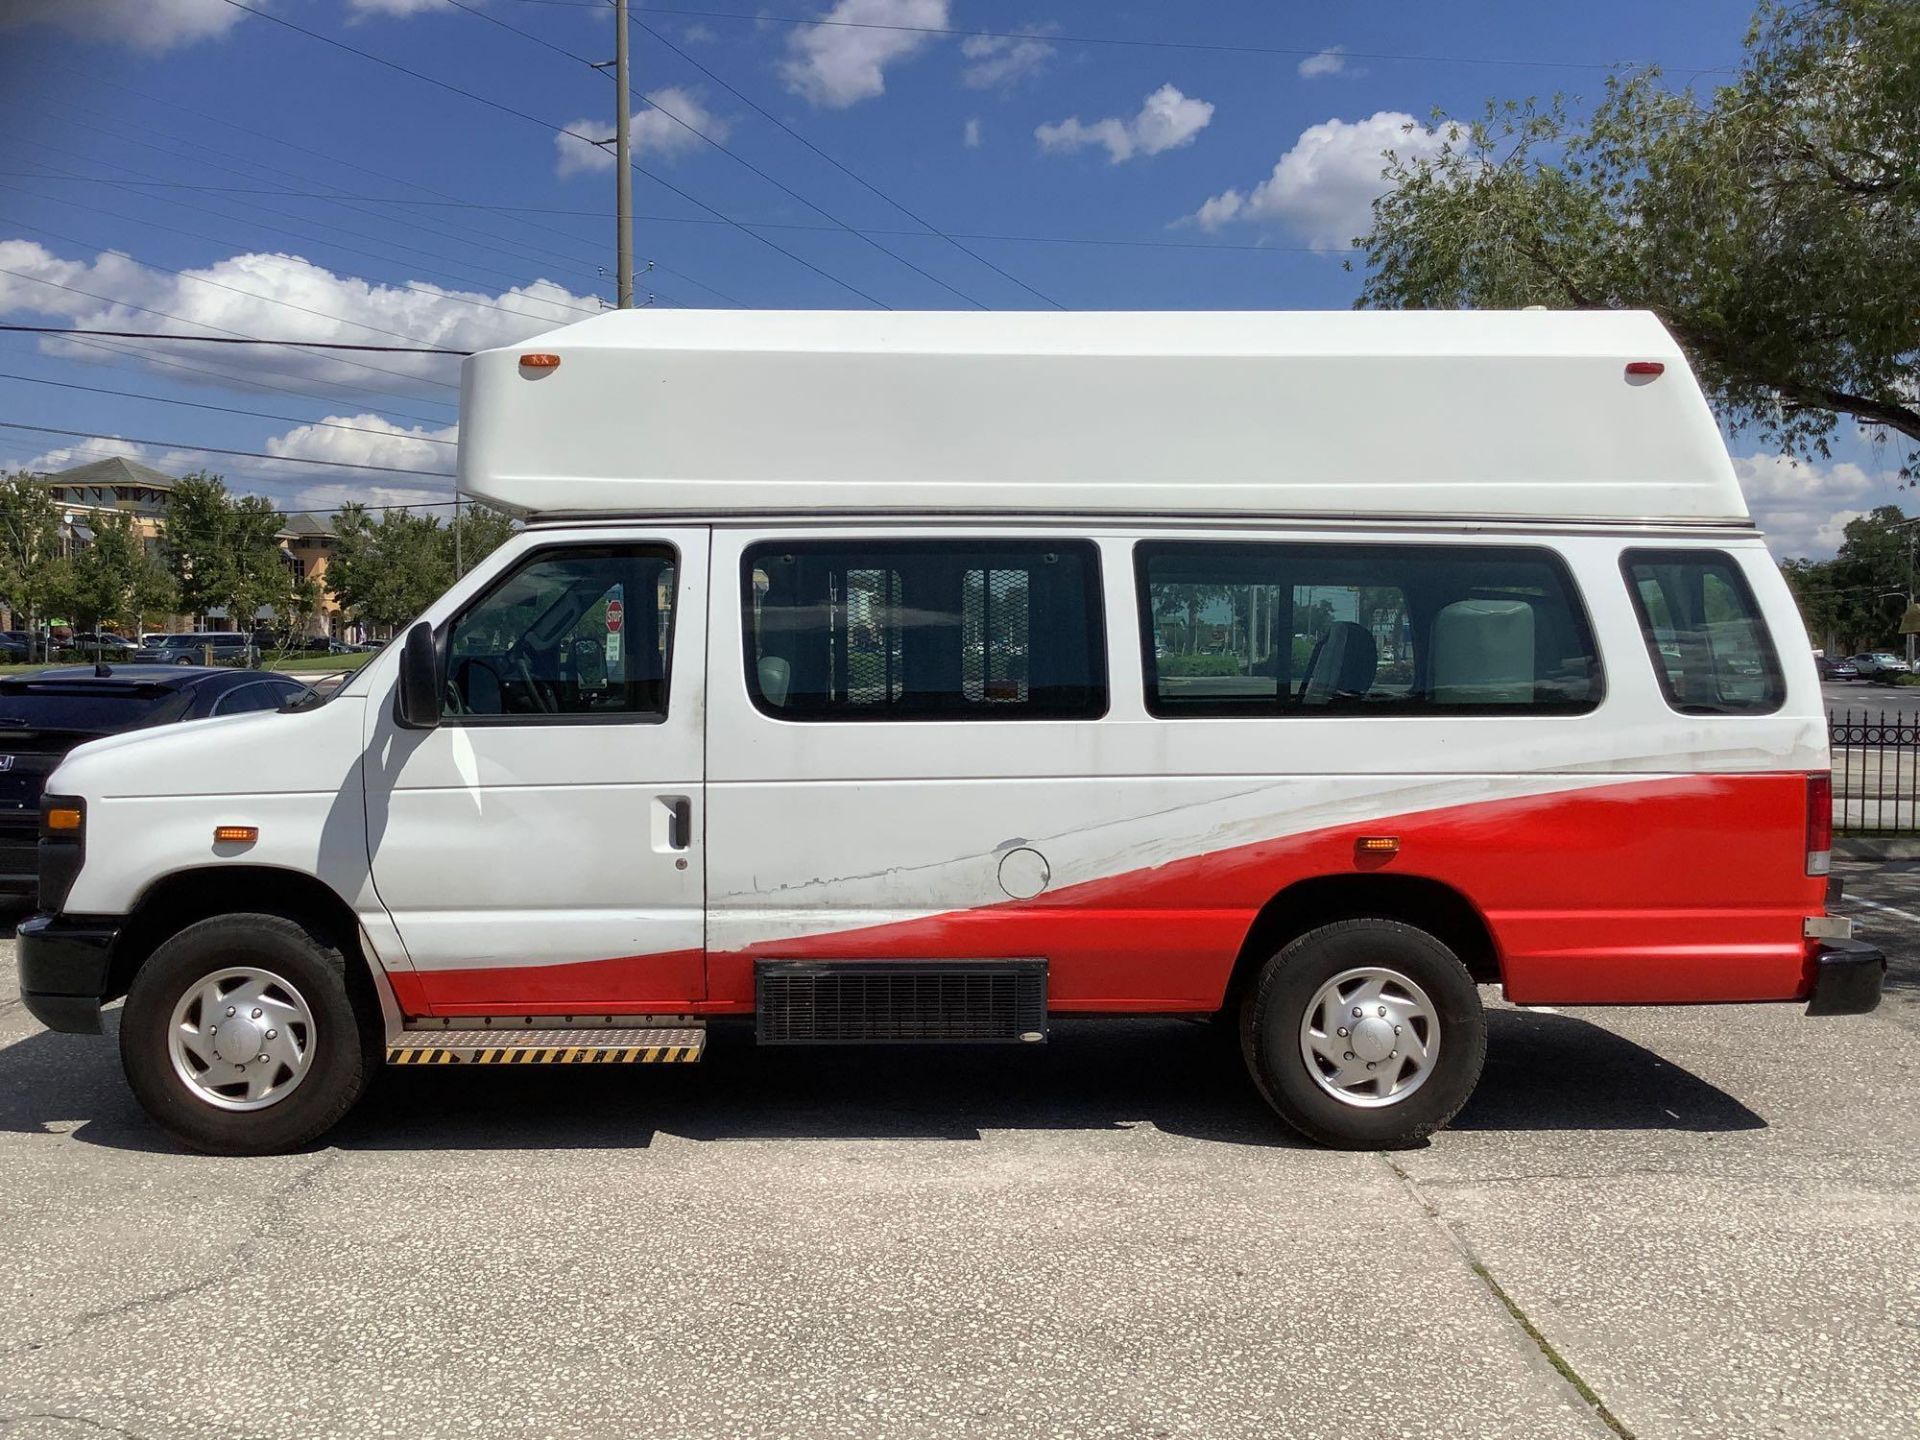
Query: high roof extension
[[457, 310, 1749, 526]]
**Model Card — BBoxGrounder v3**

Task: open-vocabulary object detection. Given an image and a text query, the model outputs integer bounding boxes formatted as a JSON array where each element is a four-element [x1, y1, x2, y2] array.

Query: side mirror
[[395, 622, 443, 729]]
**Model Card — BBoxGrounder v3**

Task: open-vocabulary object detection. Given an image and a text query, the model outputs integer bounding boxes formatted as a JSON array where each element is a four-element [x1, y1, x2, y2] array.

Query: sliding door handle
[[666, 796, 692, 851]]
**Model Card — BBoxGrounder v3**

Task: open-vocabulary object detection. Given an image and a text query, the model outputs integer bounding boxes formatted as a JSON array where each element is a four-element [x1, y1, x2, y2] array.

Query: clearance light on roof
[[1625, 361, 1665, 378], [519, 353, 561, 370]]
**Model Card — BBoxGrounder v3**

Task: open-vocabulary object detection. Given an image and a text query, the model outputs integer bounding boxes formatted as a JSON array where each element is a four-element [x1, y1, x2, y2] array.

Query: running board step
[[387, 1026, 705, 1066]]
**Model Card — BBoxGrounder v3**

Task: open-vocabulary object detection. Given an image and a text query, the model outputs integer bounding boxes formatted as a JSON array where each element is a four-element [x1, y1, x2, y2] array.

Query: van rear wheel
[[120, 913, 380, 1155], [1239, 918, 1485, 1148]]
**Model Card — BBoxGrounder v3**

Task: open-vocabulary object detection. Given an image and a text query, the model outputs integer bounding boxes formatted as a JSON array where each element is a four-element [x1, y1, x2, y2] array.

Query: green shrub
[[1158, 652, 1245, 677]]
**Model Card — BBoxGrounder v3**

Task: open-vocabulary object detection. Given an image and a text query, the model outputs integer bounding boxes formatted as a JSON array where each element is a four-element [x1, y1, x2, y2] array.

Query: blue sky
[[0, 0, 1903, 553]]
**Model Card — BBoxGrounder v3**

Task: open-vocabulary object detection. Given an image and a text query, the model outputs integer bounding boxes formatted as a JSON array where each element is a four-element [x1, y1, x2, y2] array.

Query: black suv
[[0, 666, 308, 897]]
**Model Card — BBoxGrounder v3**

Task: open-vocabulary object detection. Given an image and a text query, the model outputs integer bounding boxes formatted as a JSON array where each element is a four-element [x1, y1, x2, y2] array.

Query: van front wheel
[[120, 913, 380, 1155], [1240, 918, 1485, 1148]]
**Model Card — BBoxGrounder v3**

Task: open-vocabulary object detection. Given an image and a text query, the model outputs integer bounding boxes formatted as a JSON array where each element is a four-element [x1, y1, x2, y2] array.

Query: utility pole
[[613, 0, 634, 309]]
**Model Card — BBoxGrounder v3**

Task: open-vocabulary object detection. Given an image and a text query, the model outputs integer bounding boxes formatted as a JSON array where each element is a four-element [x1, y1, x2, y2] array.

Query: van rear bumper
[[17, 913, 119, 1035], [1805, 938, 1885, 1017]]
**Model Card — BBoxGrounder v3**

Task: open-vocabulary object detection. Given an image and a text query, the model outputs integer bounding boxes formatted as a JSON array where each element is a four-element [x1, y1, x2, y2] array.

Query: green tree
[[327, 502, 517, 632], [1354, 0, 1920, 468], [68, 511, 176, 638], [0, 472, 72, 648], [1784, 505, 1915, 651], [162, 473, 299, 637]]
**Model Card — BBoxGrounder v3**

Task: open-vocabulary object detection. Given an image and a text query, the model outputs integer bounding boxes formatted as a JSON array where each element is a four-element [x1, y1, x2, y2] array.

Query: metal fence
[[1829, 708, 1920, 835]]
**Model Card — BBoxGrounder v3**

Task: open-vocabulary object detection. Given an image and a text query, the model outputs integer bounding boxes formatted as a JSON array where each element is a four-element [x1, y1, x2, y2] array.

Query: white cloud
[[1185, 110, 1452, 249], [0, 238, 600, 396], [781, 0, 949, 109], [20, 435, 154, 476], [264, 415, 459, 480], [345, 0, 450, 15], [0, 0, 247, 51], [1035, 84, 1214, 165], [960, 29, 1055, 89], [963, 117, 982, 148], [1733, 451, 1889, 560], [554, 88, 730, 177], [1297, 46, 1347, 79], [681, 22, 718, 43]]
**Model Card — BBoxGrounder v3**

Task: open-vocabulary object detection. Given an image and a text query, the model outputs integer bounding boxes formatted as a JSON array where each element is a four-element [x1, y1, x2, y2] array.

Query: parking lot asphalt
[[1, 866, 1915, 1440]]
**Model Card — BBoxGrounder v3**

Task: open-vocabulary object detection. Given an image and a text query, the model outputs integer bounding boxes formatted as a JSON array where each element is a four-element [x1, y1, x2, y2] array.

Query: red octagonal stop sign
[[605, 599, 624, 633]]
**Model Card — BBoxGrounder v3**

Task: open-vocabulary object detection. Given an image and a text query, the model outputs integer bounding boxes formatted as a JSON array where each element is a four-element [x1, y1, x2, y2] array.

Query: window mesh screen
[[962, 568, 1031, 703], [838, 567, 902, 705]]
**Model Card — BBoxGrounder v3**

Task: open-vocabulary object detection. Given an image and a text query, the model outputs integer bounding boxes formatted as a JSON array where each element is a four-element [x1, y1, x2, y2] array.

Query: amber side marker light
[[214, 826, 259, 845], [519, 352, 561, 370], [44, 807, 83, 832], [1356, 836, 1400, 854]]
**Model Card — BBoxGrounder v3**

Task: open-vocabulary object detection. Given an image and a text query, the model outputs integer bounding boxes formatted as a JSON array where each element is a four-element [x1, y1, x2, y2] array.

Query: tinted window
[[0, 684, 183, 731], [1622, 550, 1784, 714], [211, 682, 295, 716], [1137, 542, 1600, 716], [445, 545, 676, 720], [744, 540, 1106, 721]]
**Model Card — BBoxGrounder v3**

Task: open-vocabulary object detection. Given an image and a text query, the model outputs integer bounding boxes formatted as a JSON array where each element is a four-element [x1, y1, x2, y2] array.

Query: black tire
[[1239, 918, 1486, 1149], [120, 912, 381, 1155]]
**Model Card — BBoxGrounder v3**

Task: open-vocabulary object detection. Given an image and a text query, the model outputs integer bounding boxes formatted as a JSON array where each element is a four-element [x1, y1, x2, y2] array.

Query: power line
[[507, 0, 1723, 73], [1, 213, 480, 354], [0, 324, 466, 356], [13, 330, 458, 429], [0, 173, 1357, 255], [0, 422, 455, 480], [441, 0, 996, 309], [36, 61, 751, 312], [0, 167, 622, 327], [0, 372, 457, 444], [631, 14, 1065, 308], [213, 0, 893, 308]]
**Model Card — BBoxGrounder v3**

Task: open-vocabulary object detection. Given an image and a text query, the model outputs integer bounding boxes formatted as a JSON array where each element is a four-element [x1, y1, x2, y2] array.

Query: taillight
[[1806, 772, 1832, 877]]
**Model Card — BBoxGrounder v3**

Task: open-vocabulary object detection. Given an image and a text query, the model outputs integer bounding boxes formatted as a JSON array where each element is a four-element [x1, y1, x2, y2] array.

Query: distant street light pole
[[614, 0, 634, 309], [1890, 518, 1920, 669]]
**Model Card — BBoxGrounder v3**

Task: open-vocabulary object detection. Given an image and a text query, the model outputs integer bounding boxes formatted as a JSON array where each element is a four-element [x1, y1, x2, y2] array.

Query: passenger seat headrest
[[1431, 600, 1535, 704], [757, 656, 791, 707]]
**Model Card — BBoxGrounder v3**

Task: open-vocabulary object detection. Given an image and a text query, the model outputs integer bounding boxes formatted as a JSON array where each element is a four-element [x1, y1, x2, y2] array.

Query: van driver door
[[365, 529, 707, 1015]]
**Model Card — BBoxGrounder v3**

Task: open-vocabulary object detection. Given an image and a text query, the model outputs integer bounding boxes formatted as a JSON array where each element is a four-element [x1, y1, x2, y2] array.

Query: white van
[[17, 310, 1883, 1155]]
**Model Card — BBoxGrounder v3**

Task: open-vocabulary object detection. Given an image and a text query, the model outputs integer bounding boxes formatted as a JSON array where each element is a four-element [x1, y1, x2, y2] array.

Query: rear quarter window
[[1621, 549, 1785, 715]]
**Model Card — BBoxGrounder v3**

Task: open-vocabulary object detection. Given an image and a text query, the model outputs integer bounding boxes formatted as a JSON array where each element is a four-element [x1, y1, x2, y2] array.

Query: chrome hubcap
[[1299, 966, 1439, 1108], [167, 967, 315, 1112]]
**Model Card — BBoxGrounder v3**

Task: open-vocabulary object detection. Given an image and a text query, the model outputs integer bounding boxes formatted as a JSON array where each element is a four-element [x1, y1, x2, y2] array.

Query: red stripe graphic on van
[[392, 773, 1825, 1017]]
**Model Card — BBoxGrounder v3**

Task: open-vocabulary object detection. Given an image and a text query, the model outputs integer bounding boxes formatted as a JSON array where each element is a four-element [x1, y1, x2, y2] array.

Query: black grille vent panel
[[756, 960, 1047, 1045]]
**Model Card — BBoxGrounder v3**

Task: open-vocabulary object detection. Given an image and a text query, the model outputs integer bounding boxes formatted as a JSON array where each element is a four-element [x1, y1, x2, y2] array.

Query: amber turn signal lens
[[1356, 836, 1399, 853], [44, 807, 83, 832], [214, 826, 259, 844], [518, 352, 561, 369]]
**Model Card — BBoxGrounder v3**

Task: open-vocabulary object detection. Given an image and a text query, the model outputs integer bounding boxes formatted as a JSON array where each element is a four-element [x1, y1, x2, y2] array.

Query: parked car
[[67, 632, 136, 657], [1815, 655, 1860, 681], [130, 632, 257, 666], [1850, 651, 1912, 679], [0, 666, 307, 898]]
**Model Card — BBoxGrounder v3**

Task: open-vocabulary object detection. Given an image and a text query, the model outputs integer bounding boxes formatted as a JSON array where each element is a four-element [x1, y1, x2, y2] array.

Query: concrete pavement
[[0, 865, 1915, 1439]]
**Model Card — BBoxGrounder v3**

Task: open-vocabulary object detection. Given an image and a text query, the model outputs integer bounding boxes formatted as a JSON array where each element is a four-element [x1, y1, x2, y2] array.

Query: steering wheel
[[512, 654, 559, 714]]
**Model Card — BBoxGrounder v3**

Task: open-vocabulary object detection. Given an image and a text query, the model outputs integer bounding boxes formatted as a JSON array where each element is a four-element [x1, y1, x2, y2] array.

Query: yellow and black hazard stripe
[[386, 1044, 702, 1066]]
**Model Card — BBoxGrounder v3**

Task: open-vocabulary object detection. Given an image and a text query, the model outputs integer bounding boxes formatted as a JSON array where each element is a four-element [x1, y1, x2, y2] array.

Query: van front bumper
[[17, 913, 120, 1035], [1805, 938, 1886, 1017]]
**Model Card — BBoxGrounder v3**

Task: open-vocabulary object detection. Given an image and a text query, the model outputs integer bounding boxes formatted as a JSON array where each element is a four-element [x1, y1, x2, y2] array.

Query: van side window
[[743, 540, 1106, 721], [1621, 550, 1784, 715], [1136, 542, 1600, 716], [445, 545, 676, 720]]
